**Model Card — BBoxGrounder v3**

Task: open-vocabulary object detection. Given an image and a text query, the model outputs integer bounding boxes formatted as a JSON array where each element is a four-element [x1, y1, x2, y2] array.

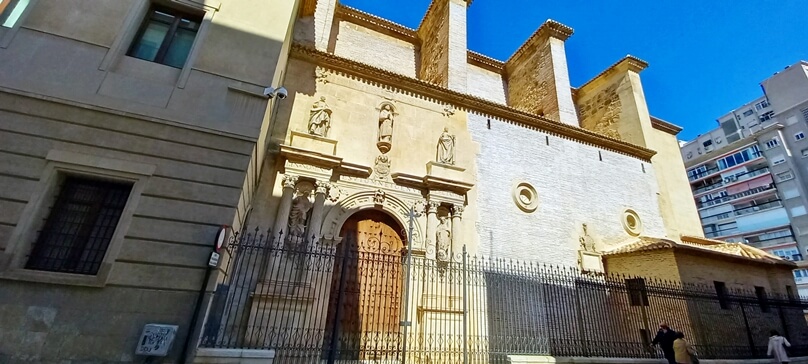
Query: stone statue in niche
[[288, 183, 314, 240], [435, 216, 451, 262], [308, 96, 332, 137], [436, 127, 456, 165], [579, 223, 596, 253], [377, 104, 394, 153], [373, 154, 391, 180]]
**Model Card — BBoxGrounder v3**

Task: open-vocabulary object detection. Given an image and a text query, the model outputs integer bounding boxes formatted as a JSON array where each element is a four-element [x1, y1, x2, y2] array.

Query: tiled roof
[[603, 235, 793, 266]]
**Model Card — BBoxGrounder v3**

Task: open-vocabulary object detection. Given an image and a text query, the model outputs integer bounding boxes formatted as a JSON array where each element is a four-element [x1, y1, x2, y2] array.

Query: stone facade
[[0, 0, 300, 362]]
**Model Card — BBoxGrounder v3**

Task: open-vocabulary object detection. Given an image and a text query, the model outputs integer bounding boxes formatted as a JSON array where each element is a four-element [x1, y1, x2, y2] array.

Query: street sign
[[214, 226, 228, 252], [135, 324, 178, 356], [208, 252, 220, 267]]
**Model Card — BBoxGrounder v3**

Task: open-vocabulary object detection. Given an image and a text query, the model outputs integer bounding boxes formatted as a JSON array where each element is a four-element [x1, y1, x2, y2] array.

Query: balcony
[[697, 184, 776, 209], [749, 234, 796, 249], [705, 228, 739, 239], [688, 166, 720, 182], [691, 167, 770, 196], [733, 200, 783, 217]]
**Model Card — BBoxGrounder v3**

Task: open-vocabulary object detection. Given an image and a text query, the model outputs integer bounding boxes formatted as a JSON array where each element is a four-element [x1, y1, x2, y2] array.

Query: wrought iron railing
[[200, 228, 808, 363]]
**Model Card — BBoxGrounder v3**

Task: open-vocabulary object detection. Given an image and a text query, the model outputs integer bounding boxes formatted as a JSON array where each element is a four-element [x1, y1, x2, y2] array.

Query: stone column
[[451, 204, 464, 261], [306, 180, 329, 244], [272, 174, 298, 242], [425, 201, 440, 260]]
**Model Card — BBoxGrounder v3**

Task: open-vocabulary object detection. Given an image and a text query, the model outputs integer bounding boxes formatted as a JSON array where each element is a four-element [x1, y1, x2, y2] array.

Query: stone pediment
[[391, 172, 473, 195]]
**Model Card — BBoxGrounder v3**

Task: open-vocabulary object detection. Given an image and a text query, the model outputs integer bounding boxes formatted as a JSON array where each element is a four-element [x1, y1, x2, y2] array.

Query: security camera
[[275, 87, 288, 99], [262, 86, 276, 98]]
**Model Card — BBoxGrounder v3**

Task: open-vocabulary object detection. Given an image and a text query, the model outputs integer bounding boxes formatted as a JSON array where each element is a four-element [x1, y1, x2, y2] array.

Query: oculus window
[[128, 5, 202, 68]]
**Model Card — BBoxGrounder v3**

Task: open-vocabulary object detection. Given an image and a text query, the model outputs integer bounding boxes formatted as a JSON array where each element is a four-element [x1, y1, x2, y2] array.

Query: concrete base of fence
[[193, 348, 275, 364], [508, 355, 808, 364]]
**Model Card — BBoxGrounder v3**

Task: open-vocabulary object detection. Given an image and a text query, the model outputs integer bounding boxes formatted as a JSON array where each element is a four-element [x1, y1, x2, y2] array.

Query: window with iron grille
[[755, 286, 770, 313], [25, 176, 133, 275], [127, 5, 202, 68]]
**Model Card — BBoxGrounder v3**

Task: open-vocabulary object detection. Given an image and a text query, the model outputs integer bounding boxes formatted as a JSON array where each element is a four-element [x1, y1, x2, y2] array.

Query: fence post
[[326, 237, 351, 364], [462, 245, 468, 364], [739, 300, 757, 357]]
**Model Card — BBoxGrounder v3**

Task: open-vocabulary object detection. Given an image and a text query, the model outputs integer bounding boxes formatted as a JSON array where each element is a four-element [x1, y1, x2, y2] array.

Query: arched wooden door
[[324, 209, 406, 361]]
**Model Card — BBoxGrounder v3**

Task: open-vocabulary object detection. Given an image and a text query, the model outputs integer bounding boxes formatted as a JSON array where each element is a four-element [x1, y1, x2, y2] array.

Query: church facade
[[196, 0, 804, 363]]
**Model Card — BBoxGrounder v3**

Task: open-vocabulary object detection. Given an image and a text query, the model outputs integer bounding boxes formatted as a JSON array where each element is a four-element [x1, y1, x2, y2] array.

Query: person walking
[[768, 330, 791, 363], [652, 322, 678, 364], [673, 332, 697, 364]]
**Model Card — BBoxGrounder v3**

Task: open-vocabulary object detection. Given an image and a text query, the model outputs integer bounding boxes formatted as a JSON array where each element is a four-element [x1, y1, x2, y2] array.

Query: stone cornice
[[506, 19, 574, 67], [467, 51, 504, 73], [577, 55, 649, 94], [336, 4, 419, 43], [650, 116, 683, 136], [290, 44, 657, 161]]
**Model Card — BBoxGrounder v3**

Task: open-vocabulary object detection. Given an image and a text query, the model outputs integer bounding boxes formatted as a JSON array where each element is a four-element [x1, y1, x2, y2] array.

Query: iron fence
[[200, 228, 808, 363]]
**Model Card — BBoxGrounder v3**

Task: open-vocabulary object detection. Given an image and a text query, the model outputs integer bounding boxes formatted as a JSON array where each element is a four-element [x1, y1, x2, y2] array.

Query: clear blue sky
[[341, 0, 808, 141]]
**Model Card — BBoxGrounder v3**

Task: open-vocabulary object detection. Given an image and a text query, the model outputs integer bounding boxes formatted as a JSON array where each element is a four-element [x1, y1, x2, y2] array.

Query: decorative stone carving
[[308, 96, 332, 137], [452, 204, 464, 218], [377, 103, 396, 153], [288, 182, 314, 239], [373, 154, 391, 180], [442, 105, 455, 117], [427, 201, 441, 214], [436, 127, 456, 165], [282, 174, 299, 189], [327, 184, 343, 202], [435, 216, 451, 262], [373, 189, 386, 205], [315, 180, 330, 195], [579, 223, 596, 253], [314, 67, 330, 84]]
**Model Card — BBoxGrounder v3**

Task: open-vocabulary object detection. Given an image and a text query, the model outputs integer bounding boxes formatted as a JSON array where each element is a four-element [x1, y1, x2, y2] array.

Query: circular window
[[513, 182, 539, 213], [621, 209, 643, 236]]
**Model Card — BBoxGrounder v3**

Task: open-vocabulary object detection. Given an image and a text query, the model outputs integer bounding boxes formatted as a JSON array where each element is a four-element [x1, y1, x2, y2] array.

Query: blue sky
[[341, 0, 808, 141]]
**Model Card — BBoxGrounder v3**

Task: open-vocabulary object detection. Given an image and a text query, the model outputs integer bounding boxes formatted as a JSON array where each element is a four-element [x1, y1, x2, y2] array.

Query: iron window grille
[[25, 176, 133, 275], [127, 5, 202, 68]]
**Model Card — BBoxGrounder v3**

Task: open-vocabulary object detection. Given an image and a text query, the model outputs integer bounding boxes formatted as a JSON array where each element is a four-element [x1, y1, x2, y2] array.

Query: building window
[[626, 278, 649, 306], [759, 111, 774, 122], [771, 155, 786, 165], [743, 109, 755, 117], [128, 5, 202, 68], [786, 285, 796, 303], [714, 281, 729, 309], [765, 138, 780, 149], [25, 176, 133, 275], [754, 286, 770, 312], [755, 100, 770, 110], [0, 0, 30, 28], [776, 170, 794, 182], [795, 132, 805, 141]]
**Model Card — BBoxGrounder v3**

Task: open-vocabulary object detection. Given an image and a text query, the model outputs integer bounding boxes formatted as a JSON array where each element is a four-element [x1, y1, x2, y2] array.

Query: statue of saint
[[308, 96, 332, 137], [436, 127, 455, 165], [378, 104, 394, 143], [435, 216, 451, 261], [288, 194, 313, 238]]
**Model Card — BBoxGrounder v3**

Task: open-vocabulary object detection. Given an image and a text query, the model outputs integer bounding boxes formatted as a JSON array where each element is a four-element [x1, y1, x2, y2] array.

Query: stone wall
[[466, 63, 507, 104], [467, 112, 667, 264], [0, 92, 254, 362], [333, 19, 417, 78]]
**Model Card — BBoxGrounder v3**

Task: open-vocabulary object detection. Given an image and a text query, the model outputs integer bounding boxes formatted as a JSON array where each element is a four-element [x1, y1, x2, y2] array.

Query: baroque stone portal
[[436, 127, 455, 165], [308, 96, 332, 137]]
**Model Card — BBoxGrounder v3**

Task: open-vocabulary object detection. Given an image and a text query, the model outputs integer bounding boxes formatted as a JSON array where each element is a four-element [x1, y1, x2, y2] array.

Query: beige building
[[0, 0, 300, 362], [0, 0, 802, 363]]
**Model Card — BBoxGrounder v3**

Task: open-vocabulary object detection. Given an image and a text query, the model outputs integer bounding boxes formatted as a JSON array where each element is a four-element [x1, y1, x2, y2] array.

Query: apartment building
[[681, 61, 808, 296]]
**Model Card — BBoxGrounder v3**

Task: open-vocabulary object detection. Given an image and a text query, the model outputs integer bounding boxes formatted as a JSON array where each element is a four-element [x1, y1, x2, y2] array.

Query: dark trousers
[[663, 349, 676, 364]]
